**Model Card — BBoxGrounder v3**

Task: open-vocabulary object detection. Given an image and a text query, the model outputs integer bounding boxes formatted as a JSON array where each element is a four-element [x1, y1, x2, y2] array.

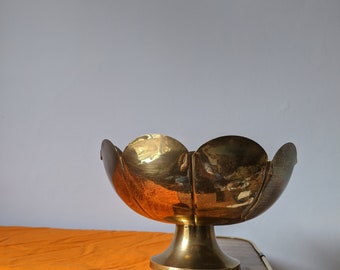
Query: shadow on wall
[[268, 234, 340, 270], [268, 258, 302, 270]]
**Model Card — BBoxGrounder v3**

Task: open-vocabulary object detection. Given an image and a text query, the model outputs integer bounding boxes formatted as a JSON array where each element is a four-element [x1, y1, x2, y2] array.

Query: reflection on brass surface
[[100, 134, 297, 270]]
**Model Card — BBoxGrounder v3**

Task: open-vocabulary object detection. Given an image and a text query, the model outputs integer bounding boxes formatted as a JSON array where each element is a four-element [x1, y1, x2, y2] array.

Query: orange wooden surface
[[0, 226, 173, 270]]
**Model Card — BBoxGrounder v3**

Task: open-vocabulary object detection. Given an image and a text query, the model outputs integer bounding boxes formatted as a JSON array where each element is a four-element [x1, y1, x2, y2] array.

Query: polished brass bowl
[[100, 134, 297, 270]]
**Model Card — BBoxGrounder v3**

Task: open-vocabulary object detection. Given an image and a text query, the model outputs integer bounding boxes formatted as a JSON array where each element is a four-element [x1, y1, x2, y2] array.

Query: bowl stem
[[150, 224, 240, 270]]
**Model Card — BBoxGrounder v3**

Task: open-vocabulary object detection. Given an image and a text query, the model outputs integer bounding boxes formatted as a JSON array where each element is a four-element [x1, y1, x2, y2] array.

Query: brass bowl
[[100, 134, 297, 270]]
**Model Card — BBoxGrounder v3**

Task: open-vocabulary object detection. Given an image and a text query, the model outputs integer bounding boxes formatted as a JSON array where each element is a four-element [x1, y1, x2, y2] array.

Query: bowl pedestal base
[[150, 225, 240, 270]]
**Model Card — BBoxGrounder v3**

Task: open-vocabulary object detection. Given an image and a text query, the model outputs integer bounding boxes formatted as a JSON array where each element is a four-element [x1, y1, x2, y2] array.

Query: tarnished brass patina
[[100, 134, 297, 270]]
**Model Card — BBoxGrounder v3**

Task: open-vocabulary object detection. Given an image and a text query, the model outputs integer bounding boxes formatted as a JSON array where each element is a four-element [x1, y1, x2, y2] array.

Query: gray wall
[[1, 1, 339, 269]]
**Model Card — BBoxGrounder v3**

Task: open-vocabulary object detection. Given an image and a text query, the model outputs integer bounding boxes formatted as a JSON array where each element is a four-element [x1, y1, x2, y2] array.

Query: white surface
[[1, 1, 339, 269]]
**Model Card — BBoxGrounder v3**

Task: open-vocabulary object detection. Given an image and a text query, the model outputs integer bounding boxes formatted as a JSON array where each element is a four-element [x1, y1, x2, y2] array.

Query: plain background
[[1, 1, 340, 269]]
